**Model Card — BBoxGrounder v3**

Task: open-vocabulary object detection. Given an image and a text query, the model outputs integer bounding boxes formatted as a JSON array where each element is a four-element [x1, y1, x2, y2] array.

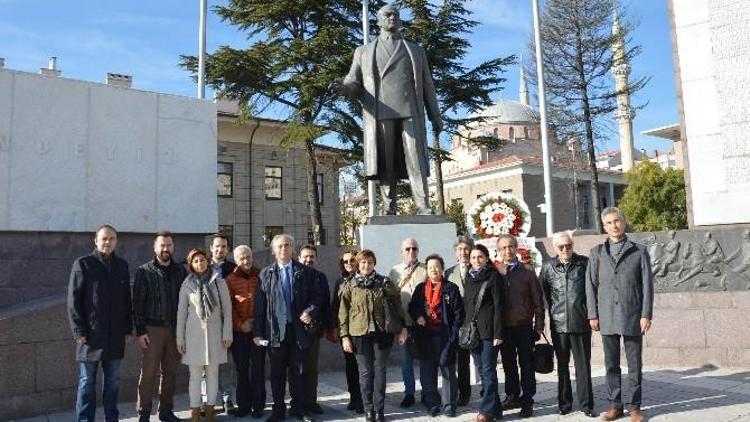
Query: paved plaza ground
[[14, 364, 750, 422]]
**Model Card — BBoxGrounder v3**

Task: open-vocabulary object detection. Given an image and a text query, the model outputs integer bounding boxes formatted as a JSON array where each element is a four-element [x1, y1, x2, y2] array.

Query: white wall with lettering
[[0, 69, 218, 233], [673, 1, 750, 226]]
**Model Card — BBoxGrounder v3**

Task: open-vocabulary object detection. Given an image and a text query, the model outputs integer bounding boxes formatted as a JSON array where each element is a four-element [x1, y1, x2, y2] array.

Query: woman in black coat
[[329, 249, 364, 414], [463, 244, 505, 422], [408, 254, 465, 417]]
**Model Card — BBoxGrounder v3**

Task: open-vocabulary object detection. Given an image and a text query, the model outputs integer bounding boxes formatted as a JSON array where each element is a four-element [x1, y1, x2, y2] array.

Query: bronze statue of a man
[[334, 4, 442, 215]]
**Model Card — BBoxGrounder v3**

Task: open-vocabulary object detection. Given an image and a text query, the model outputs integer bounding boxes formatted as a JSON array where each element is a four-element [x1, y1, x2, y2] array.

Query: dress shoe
[[445, 407, 457, 417], [559, 408, 571, 415], [399, 394, 415, 408], [225, 400, 238, 415], [601, 407, 624, 421], [308, 403, 324, 414], [365, 410, 376, 422], [583, 409, 597, 418], [429, 406, 441, 417], [519, 406, 533, 418], [628, 409, 644, 422], [501, 395, 521, 410], [159, 411, 181, 422], [138, 415, 150, 422], [457, 394, 470, 406], [375, 411, 385, 422]]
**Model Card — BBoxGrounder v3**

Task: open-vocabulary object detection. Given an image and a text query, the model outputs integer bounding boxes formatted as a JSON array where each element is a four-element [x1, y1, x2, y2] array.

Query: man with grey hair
[[444, 236, 474, 405], [389, 237, 427, 407], [539, 231, 595, 418], [586, 207, 653, 422], [254, 234, 322, 422], [333, 3, 442, 215], [226, 245, 265, 418]]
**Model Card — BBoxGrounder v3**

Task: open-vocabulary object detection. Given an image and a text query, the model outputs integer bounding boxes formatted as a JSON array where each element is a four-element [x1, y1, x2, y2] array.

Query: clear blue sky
[[1, 0, 675, 154]]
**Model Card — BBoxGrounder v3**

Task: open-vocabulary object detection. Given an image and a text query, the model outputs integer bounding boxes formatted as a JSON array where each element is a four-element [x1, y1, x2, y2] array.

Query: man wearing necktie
[[444, 236, 475, 406], [332, 3, 442, 215], [495, 234, 544, 419], [254, 234, 321, 422]]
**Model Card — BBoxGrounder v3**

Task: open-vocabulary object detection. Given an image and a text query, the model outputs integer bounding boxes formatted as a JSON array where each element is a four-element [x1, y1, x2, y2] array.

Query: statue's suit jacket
[[343, 37, 441, 179]]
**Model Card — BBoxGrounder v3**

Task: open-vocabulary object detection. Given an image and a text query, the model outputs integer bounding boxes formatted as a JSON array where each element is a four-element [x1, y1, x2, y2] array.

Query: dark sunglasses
[[404, 247, 419, 251]]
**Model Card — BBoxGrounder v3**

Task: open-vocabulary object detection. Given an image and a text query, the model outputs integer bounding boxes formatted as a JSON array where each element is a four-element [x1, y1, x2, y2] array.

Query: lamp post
[[198, 0, 207, 99]]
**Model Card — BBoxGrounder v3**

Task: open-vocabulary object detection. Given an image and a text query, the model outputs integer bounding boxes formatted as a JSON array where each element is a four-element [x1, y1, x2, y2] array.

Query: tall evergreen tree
[[181, 0, 365, 244], [527, 0, 648, 232]]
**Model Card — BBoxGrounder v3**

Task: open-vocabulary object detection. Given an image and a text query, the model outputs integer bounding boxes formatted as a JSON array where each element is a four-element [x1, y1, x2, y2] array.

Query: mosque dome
[[471, 100, 539, 125]]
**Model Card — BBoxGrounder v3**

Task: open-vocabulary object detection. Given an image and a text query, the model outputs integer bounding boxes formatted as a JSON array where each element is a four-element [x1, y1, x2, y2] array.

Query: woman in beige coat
[[177, 248, 233, 422]]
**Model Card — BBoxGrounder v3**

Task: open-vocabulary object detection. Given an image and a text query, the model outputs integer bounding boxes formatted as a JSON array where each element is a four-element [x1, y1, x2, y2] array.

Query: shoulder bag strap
[[471, 279, 490, 323]]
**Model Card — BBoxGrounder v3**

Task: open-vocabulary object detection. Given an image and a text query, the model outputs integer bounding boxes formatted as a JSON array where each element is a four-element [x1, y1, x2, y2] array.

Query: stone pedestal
[[358, 215, 457, 274]]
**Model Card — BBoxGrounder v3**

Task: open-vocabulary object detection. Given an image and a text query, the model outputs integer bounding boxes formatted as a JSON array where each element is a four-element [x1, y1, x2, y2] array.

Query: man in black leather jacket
[[539, 231, 595, 418], [132, 231, 187, 422]]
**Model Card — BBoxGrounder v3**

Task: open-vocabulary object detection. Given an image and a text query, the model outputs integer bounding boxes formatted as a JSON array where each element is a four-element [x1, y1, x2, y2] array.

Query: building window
[[308, 228, 327, 245], [509, 127, 515, 140], [264, 166, 282, 200], [217, 162, 233, 197], [263, 226, 284, 247], [218, 225, 234, 248], [316, 173, 324, 205]]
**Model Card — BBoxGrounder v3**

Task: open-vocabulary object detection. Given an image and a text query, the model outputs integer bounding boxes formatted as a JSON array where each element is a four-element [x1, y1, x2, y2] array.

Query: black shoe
[[428, 406, 440, 417], [158, 411, 181, 422], [308, 403, 324, 414], [375, 411, 385, 422], [265, 412, 284, 422], [289, 407, 304, 418], [582, 409, 597, 418], [399, 394, 415, 408], [225, 400, 237, 415], [445, 407, 456, 417], [519, 406, 533, 418], [138, 415, 150, 422], [558, 408, 571, 415], [457, 394, 470, 406], [234, 408, 251, 418], [251, 409, 264, 419], [365, 410, 376, 422], [501, 395, 521, 411]]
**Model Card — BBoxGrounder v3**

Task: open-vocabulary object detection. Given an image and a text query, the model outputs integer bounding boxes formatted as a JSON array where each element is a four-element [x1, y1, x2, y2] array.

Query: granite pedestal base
[[358, 215, 457, 273]]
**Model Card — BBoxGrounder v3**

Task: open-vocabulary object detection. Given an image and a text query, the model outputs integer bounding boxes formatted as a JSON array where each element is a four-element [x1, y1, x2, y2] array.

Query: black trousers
[[456, 347, 471, 399], [602, 334, 643, 411], [353, 333, 394, 413], [551, 331, 593, 412], [342, 342, 362, 404], [268, 325, 307, 414], [231, 331, 266, 413], [303, 335, 321, 406], [500, 325, 536, 406], [420, 333, 457, 411]]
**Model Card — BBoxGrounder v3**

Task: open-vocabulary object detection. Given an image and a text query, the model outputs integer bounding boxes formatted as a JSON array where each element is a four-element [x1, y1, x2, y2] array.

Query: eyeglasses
[[404, 247, 418, 251], [556, 244, 573, 250]]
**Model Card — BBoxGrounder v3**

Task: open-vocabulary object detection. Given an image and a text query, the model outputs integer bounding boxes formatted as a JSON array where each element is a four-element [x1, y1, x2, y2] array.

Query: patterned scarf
[[424, 277, 443, 321], [353, 272, 380, 289]]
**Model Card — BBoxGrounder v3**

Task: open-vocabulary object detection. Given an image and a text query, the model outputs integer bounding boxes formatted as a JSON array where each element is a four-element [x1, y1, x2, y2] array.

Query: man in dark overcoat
[[586, 207, 654, 422], [68, 224, 133, 422], [253, 234, 322, 422]]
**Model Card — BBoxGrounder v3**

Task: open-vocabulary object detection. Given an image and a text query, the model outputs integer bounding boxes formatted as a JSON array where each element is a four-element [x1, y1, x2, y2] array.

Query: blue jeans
[[471, 340, 501, 418], [399, 341, 416, 395], [76, 359, 122, 422]]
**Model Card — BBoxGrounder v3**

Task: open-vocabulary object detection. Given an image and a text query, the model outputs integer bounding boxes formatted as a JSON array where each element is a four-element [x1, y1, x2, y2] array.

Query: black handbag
[[458, 279, 489, 350], [534, 332, 554, 374]]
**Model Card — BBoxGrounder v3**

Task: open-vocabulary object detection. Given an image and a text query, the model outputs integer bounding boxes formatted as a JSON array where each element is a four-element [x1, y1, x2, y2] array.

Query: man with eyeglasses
[[539, 232, 595, 418], [389, 237, 427, 408]]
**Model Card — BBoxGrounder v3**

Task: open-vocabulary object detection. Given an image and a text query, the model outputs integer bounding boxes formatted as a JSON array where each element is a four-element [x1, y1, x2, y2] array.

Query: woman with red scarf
[[408, 254, 465, 417]]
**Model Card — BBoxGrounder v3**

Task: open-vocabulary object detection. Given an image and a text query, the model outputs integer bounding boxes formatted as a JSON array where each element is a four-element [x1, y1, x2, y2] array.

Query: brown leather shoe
[[601, 407, 624, 421], [629, 409, 644, 422], [475, 413, 490, 422]]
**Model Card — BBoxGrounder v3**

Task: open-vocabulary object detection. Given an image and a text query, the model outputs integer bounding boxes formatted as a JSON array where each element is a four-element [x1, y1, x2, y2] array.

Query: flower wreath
[[467, 192, 532, 239]]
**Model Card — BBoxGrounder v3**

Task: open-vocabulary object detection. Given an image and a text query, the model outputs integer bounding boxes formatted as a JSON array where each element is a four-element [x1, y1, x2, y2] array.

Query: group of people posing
[[67, 206, 653, 422]]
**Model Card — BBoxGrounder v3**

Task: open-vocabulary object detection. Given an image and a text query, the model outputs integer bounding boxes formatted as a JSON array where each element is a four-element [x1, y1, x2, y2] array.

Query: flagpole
[[363, 0, 377, 217], [198, 0, 207, 99], [532, 0, 555, 236]]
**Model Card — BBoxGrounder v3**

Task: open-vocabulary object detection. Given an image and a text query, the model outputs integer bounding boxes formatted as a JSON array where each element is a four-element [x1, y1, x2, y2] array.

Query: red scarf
[[424, 277, 443, 321]]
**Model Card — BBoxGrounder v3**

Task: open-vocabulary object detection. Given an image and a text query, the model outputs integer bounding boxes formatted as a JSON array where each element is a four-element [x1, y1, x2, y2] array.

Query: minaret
[[612, 3, 635, 172], [519, 65, 530, 106]]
